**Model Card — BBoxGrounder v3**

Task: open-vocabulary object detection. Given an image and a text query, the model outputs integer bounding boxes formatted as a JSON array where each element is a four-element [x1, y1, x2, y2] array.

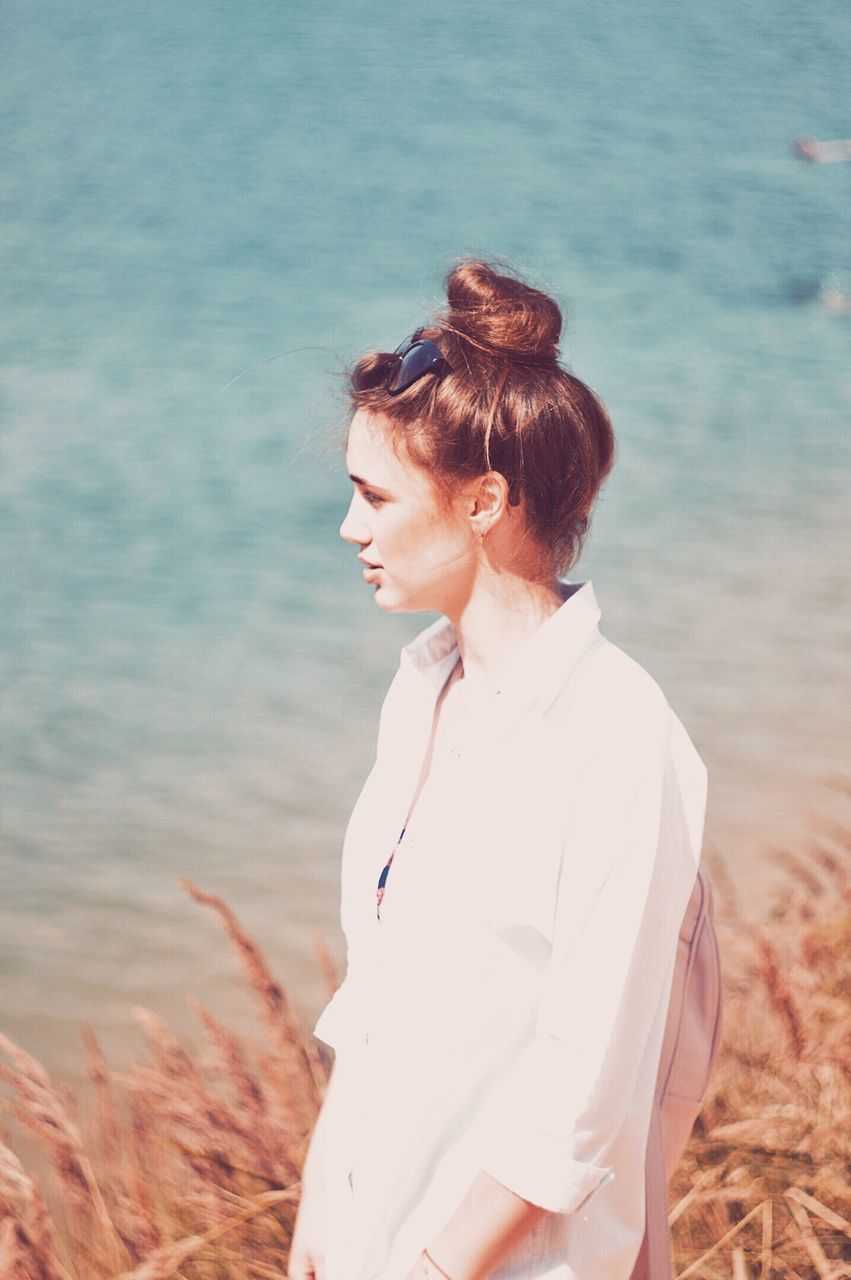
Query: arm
[[408, 704, 706, 1280], [411, 1171, 547, 1280]]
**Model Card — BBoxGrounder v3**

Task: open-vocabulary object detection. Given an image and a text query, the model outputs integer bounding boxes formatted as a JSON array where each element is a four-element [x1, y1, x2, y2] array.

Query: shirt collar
[[400, 580, 602, 718]]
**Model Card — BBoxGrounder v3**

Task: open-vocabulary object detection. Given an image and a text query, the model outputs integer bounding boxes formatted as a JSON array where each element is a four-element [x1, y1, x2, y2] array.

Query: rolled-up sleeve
[[474, 702, 707, 1215]]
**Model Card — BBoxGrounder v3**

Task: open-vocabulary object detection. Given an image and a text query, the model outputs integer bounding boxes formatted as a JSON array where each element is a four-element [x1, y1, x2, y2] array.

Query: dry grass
[[1, 822, 849, 1279], [670, 814, 851, 1279], [0, 878, 326, 1279]]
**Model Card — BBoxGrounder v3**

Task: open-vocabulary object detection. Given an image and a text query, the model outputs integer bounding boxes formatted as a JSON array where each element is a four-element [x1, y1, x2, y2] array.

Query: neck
[[447, 567, 565, 691]]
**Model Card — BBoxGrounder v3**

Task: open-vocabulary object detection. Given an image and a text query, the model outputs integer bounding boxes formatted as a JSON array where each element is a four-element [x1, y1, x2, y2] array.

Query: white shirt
[[313, 581, 708, 1280]]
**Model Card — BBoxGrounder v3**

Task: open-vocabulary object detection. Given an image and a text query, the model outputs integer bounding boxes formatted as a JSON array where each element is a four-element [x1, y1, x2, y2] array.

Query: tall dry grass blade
[[210, 1245, 290, 1280], [774, 848, 826, 898], [123, 1097, 165, 1256], [0, 1033, 128, 1273], [0, 1137, 34, 1201], [0, 1218, 20, 1278], [81, 1024, 120, 1169], [674, 1201, 766, 1280], [731, 1246, 749, 1280], [0, 1141, 68, 1280], [785, 1188, 851, 1238], [28, 1175, 72, 1280], [188, 999, 298, 1184], [760, 1198, 772, 1280], [188, 1001, 265, 1116], [115, 1233, 205, 1280], [805, 839, 850, 890], [786, 1199, 844, 1279], [192, 1184, 299, 1242], [174, 880, 290, 1025], [128, 1003, 258, 1184], [119, 1184, 301, 1279], [752, 934, 805, 1059], [0, 1199, 69, 1280], [176, 878, 325, 1127], [670, 1166, 722, 1226]]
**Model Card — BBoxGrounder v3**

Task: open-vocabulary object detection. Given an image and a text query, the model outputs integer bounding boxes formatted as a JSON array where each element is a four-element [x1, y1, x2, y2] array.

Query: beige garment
[[630, 868, 724, 1279]]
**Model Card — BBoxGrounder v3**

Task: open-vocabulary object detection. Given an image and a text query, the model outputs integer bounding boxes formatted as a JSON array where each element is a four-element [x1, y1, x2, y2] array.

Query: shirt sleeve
[[313, 971, 361, 1052], [473, 702, 707, 1215]]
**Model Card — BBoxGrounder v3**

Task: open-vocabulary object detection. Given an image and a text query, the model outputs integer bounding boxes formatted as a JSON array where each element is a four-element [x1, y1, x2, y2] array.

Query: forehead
[[346, 409, 432, 494]]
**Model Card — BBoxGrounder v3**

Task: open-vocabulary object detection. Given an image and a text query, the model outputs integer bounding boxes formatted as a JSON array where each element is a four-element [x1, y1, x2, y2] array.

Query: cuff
[[471, 1032, 617, 1214], [479, 1133, 613, 1215]]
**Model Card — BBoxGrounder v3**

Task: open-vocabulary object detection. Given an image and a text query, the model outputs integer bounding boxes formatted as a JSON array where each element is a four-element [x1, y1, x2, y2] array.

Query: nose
[[340, 493, 370, 547]]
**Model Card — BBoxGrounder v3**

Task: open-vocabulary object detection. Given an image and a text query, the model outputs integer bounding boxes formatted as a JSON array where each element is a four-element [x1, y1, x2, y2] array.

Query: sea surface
[[1, 0, 849, 1084]]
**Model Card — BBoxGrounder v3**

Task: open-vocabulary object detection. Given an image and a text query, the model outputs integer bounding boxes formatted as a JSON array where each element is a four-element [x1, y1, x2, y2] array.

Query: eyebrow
[[349, 473, 388, 492]]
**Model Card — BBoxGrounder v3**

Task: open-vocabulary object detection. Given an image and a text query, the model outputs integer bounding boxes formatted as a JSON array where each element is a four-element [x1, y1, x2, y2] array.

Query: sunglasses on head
[[386, 329, 452, 395]]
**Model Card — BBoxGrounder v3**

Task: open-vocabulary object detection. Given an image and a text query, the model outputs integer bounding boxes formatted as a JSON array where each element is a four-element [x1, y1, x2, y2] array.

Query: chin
[[373, 592, 397, 612], [371, 583, 400, 612], [372, 585, 433, 615], [373, 592, 410, 614]]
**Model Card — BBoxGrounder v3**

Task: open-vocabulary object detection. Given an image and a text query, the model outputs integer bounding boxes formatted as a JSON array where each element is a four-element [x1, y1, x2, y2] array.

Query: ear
[[467, 471, 510, 537]]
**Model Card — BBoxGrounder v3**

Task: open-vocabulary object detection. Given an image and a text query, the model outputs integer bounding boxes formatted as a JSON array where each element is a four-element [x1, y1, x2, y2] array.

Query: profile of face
[[340, 409, 479, 615]]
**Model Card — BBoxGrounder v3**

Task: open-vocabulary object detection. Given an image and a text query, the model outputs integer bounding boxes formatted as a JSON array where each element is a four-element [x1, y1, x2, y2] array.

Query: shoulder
[[554, 632, 672, 753], [562, 634, 708, 819]]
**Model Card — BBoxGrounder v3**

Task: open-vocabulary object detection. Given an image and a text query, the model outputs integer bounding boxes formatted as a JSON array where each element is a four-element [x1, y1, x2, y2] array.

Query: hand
[[287, 1183, 327, 1280]]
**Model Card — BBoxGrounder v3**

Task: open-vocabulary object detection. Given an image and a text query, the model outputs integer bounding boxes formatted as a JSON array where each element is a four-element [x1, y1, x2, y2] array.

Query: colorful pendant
[[376, 827, 406, 920]]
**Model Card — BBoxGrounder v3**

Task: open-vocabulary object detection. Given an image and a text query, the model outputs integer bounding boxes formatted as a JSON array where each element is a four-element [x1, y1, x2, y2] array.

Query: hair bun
[[442, 259, 562, 363]]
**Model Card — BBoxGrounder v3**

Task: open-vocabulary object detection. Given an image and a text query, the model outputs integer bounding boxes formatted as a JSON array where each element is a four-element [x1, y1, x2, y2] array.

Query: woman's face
[[340, 409, 477, 614]]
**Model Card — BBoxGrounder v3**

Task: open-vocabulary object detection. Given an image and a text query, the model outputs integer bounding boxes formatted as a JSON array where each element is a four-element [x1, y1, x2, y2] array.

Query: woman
[[289, 261, 714, 1280]]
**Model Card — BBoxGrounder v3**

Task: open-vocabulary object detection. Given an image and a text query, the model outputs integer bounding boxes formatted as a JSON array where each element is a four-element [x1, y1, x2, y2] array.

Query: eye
[[362, 489, 385, 508]]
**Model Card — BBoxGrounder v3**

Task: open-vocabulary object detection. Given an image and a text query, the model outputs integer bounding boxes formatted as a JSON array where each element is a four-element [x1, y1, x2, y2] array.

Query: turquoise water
[[1, 0, 850, 1080]]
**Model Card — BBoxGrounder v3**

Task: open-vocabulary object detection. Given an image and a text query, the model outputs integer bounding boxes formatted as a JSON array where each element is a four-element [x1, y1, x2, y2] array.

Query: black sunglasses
[[386, 329, 452, 395]]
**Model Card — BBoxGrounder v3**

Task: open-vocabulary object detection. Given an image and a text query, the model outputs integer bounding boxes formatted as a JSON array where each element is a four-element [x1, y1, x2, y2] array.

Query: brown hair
[[347, 259, 615, 571]]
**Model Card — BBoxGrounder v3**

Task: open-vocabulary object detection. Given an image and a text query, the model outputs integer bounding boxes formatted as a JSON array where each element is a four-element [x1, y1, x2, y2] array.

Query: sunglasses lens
[[392, 327, 424, 357], [386, 339, 446, 394]]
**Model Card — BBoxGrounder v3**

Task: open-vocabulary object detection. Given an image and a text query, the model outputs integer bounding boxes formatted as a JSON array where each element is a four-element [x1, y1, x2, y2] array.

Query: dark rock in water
[[791, 136, 819, 162], [784, 278, 822, 305]]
